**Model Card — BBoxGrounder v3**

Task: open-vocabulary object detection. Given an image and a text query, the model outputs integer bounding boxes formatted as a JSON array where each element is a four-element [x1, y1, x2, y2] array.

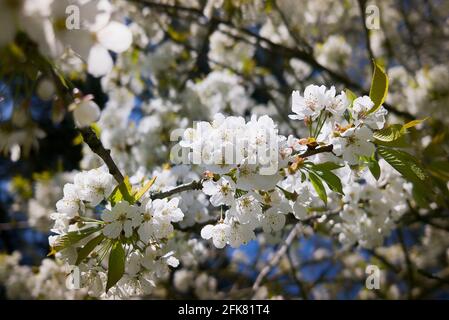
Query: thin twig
[[150, 179, 204, 200], [252, 223, 302, 292], [357, 0, 376, 63]]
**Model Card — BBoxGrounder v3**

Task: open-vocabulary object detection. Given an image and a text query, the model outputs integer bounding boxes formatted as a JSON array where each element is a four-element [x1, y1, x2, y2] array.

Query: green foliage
[[373, 124, 406, 142], [345, 89, 357, 105], [308, 162, 344, 192], [308, 171, 328, 205], [49, 226, 101, 255], [75, 234, 105, 265], [109, 176, 135, 205], [373, 118, 429, 147], [106, 242, 126, 292], [366, 156, 381, 180], [368, 61, 389, 114], [403, 117, 429, 129], [377, 146, 432, 205], [134, 177, 157, 202], [310, 162, 344, 172]]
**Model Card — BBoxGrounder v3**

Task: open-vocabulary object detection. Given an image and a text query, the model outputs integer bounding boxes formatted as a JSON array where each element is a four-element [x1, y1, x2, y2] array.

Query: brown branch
[[298, 145, 334, 158], [79, 127, 125, 185], [150, 179, 204, 200]]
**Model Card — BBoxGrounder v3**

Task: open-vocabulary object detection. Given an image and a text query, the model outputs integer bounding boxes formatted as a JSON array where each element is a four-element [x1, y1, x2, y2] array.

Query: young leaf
[[378, 147, 431, 206], [367, 158, 381, 180], [377, 147, 428, 184], [311, 162, 344, 172], [315, 170, 344, 194], [109, 176, 135, 206], [373, 124, 405, 142], [134, 177, 157, 202], [346, 89, 357, 104], [403, 117, 429, 129], [49, 226, 101, 254], [75, 234, 105, 265], [106, 242, 126, 292], [368, 61, 389, 114], [308, 172, 327, 205], [276, 185, 297, 201], [373, 135, 408, 148]]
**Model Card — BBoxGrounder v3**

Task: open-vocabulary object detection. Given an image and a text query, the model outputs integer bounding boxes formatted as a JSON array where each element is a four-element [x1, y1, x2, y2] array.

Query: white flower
[[228, 221, 255, 248], [152, 198, 184, 223], [55, 183, 82, 217], [166, 256, 180, 268], [229, 194, 262, 226], [202, 177, 236, 207], [137, 197, 183, 243], [70, 98, 101, 128], [75, 167, 115, 206], [50, 0, 133, 77], [289, 85, 328, 121], [351, 96, 375, 123], [292, 200, 308, 220], [325, 88, 349, 116], [364, 106, 388, 130], [261, 209, 286, 233], [333, 126, 375, 165], [201, 224, 231, 249], [102, 201, 141, 239]]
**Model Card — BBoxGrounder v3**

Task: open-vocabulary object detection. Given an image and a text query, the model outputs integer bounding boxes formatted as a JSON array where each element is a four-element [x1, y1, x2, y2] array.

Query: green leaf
[[377, 146, 430, 206], [377, 147, 427, 182], [368, 158, 381, 180], [75, 234, 105, 265], [368, 61, 389, 114], [403, 117, 429, 129], [373, 135, 408, 148], [311, 162, 344, 172], [308, 172, 327, 205], [373, 124, 405, 142], [276, 185, 297, 201], [134, 177, 157, 202], [49, 226, 101, 255], [315, 170, 344, 194], [345, 89, 357, 104], [106, 242, 126, 292], [109, 176, 135, 206]]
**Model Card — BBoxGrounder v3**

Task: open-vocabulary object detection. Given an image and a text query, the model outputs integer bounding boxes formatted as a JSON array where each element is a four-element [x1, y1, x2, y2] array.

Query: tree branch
[[129, 0, 415, 120], [252, 223, 302, 292], [357, 0, 376, 63], [79, 127, 125, 186], [150, 179, 204, 200]]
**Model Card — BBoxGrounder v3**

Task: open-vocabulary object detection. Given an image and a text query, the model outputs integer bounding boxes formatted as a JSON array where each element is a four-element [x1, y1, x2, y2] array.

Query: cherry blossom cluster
[[290, 84, 387, 164], [173, 84, 411, 251], [49, 166, 187, 298], [179, 113, 291, 182]]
